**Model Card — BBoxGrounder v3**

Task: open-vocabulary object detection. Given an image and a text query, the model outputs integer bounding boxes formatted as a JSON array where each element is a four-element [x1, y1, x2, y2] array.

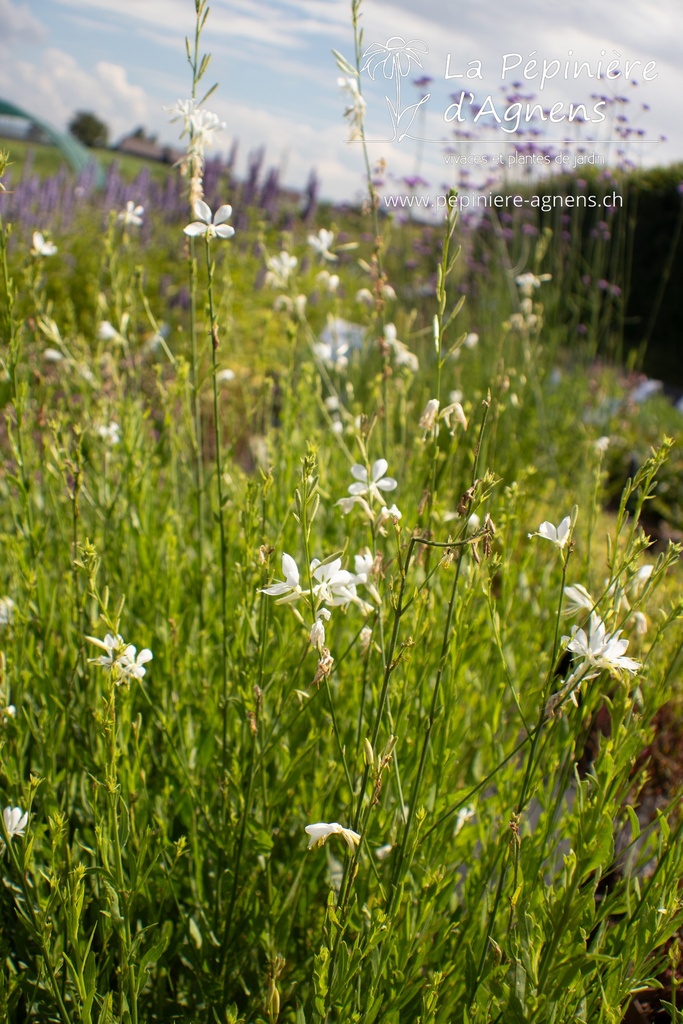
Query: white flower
[[308, 228, 337, 262], [347, 459, 397, 504], [375, 843, 392, 860], [441, 402, 467, 432], [117, 201, 144, 227], [309, 617, 326, 651], [351, 551, 381, 604], [87, 633, 152, 682], [166, 97, 197, 130], [2, 806, 28, 840], [97, 320, 123, 344], [419, 398, 440, 433], [335, 494, 373, 518], [187, 108, 226, 155], [379, 503, 402, 522], [44, 347, 64, 363], [216, 368, 235, 384], [305, 821, 361, 851], [383, 323, 418, 372], [529, 516, 571, 549], [119, 645, 153, 681], [183, 200, 235, 240], [630, 564, 654, 597], [632, 611, 648, 636], [594, 436, 610, 454], [261, 553, 304, 604], [0, 597, 15, 627], [316, 270, 340, 294], [359, 626, 373, 652], [98, 421, 121, 446], [311, 558, 356, 607], [564, 613, 641, 676], [338, 76, 366, 141], [264, 251, 297, 289], [31, 231, 57, 257], [563, 583, 595, 616], [515, 272, 551, 297], [356, 287, 374, 306], [464, 332, 479, 349]]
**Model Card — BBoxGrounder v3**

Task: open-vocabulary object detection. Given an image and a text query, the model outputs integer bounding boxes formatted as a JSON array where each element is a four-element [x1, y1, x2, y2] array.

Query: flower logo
[[360, 37, 430, 142]]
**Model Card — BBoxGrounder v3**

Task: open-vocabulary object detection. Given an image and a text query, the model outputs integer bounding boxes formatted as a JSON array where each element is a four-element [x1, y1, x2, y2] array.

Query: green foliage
[[69, 111, 109, 149], [0, 10, 681, 1024]]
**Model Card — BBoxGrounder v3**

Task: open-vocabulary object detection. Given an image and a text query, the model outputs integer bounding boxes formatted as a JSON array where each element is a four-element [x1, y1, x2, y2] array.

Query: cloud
[[0, 0, 46, 46], [0, 48, 151, 139]]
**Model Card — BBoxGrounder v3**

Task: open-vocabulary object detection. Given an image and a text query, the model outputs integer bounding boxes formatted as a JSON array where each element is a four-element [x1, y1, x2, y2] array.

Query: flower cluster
[[261, 553, 376, 614], [564, 613, 641, 676], [418, 397, 468, 438], [338, 76, 366, 141], [87, 633, 153, 684]]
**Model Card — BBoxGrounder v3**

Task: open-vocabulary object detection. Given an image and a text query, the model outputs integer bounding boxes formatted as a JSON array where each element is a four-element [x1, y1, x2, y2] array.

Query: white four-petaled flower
[[308, 228, 337, 262], [265, 251, 298, 289], [347, 459, 397, 504], [311, 558, 356, 607], [183, 201, 235, 240], [117, 201, 144, 227], [305, 821, 361, 851], [87, 633, 153, 683]]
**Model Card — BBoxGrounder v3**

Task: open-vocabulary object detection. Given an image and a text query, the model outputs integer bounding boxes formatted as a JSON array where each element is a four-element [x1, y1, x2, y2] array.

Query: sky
[[0, 0, 681, 201]]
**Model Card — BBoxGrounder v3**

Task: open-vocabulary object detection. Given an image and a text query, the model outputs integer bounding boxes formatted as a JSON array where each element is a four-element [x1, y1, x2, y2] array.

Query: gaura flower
[[265, 251, 297, 289], [338, 76, 366, 141], [308, 228, 337, 262], [31, 232, 57, 257], [383, 323, 419, 372], [117, 201, 144, 227], [347, 459, 397, 504], [0, 597, 15, 627], [120, 646, 153, 681], [98, 422, 121, 446], [305, 821, 361, 851], [87, 633, 153, 682], [309, 612, 329, 652], [515, 272, 552, 297], [3, 806, 28, 839], [378, 503, 402, 523], [529, 516, 571, 549], [260, 553, 304, 604], [183, 201, 235, 240], [563, 612, 640, 676], [464, 332, 479, 349], [419, 398, 440, 433], [316, 270, 340, 294], [310, 558, 356, 607], [563, 583, 595, 616]]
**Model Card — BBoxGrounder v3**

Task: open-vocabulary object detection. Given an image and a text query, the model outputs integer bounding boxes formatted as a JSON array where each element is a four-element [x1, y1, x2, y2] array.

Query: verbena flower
[[183, 201, 235, 240], [529, 516, 571, 549], [564, 613, 640, 676], [31, 231, 57, 257], [305, 821, 361, 851], [308, 228, 337, 262], [260, 553, 304, 604], [3, 806, 28, 839], [347, 459, 397, 504], [117, 201, 144, 227]]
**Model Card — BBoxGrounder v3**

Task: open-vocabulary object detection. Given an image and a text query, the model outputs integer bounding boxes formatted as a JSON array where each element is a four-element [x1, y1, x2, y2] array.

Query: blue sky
[[0, 0, 681, 200]]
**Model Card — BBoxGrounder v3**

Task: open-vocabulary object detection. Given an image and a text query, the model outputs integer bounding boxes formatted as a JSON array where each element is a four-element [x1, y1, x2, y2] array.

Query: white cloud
[[0, 48, 151, 140], [0, 0, 46, 46]]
